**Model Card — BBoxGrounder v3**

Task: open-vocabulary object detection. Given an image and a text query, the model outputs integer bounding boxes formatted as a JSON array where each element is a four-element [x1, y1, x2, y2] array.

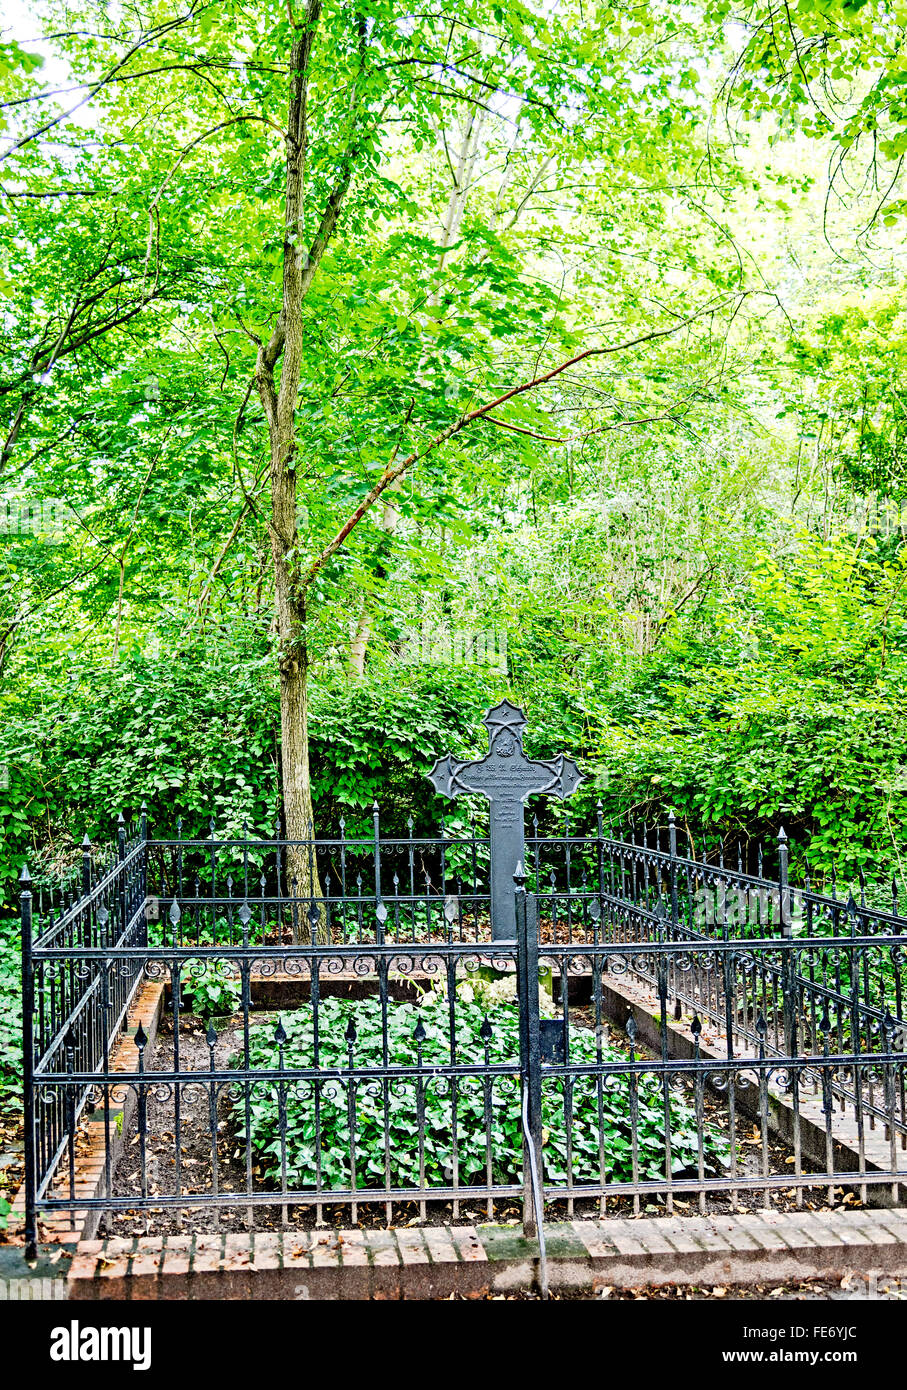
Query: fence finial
[[19, 863, 31, 888]]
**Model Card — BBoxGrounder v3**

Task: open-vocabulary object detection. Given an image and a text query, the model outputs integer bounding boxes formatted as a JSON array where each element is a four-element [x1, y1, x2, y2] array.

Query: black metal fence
[[20, 810, 907, 1259]]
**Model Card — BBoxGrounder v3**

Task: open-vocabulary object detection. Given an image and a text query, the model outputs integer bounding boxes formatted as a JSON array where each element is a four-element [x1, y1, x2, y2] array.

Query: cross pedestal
[[427, 700, 583, 940]]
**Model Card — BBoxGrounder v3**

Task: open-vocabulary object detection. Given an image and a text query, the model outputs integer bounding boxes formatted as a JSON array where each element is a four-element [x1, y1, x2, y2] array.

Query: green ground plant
[[231, 995, 729, 1190], [180, 961, 242, 1021]]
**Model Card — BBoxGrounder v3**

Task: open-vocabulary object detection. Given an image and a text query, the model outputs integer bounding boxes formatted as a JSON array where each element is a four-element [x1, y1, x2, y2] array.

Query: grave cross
[[427, 699, 583, 940]]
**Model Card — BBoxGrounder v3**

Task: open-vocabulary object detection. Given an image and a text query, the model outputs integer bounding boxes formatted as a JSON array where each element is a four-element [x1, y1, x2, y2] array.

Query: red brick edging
[[67, 1208, 907, 1300]]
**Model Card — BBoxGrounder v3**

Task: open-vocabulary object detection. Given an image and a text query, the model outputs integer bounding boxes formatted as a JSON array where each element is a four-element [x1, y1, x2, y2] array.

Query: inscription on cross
[[427, 700, 583, 940]]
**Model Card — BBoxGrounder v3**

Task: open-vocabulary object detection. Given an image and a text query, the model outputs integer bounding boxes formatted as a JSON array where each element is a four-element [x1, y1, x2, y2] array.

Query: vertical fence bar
[[372, 801, 381, 907], [668, 811, 679, 936], [21, 865, 37, 1262], [668, 811, 679, 1022], [655, 895, 675, 1216]]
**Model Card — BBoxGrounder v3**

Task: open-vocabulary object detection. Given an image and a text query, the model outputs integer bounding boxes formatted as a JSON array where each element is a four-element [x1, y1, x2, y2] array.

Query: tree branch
[[0, 6, 203, 164], [303, 295, 743, 589]]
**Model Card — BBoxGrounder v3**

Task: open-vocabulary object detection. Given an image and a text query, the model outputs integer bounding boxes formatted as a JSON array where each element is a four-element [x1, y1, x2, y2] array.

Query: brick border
[[65, 1208, 907, 1300]]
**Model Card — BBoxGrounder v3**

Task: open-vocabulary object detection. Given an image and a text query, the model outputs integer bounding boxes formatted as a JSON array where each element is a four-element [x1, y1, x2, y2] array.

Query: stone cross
[[427, 700, 583, 940]]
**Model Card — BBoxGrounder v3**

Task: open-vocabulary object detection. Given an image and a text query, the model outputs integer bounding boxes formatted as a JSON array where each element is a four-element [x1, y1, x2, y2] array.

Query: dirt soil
[[453, 1271, 903, 1300]]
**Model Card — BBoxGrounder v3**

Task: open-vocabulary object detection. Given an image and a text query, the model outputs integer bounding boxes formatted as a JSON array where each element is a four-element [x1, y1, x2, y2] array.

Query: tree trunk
[[270, 451, 323, 936], [257, 9, 328, 941], [277, 612, 324, 939]]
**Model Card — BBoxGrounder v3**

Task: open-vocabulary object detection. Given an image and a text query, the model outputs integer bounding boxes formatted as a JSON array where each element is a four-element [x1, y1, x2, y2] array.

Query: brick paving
[[63, 1207, 907, 1300]]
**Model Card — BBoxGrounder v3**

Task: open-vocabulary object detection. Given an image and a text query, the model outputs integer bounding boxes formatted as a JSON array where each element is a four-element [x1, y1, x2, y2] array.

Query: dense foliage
[[0, 658, 499, 904]]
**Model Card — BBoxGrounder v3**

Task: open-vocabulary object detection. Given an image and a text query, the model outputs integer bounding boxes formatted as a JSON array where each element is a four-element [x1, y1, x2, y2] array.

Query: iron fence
[[19, 810, 907, 1260]]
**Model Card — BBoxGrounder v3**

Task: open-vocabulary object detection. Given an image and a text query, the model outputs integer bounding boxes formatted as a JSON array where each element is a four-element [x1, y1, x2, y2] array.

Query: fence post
[[515, 864, 543, 1241], [778, 826, 791, 936], [778, 828, 798, 1057], [81, 834, 93, 897], [20, 864, 37, 1262], [116, 811, 126, 936], [139, 802, 148, 946], [668, 810, 679, 941]]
